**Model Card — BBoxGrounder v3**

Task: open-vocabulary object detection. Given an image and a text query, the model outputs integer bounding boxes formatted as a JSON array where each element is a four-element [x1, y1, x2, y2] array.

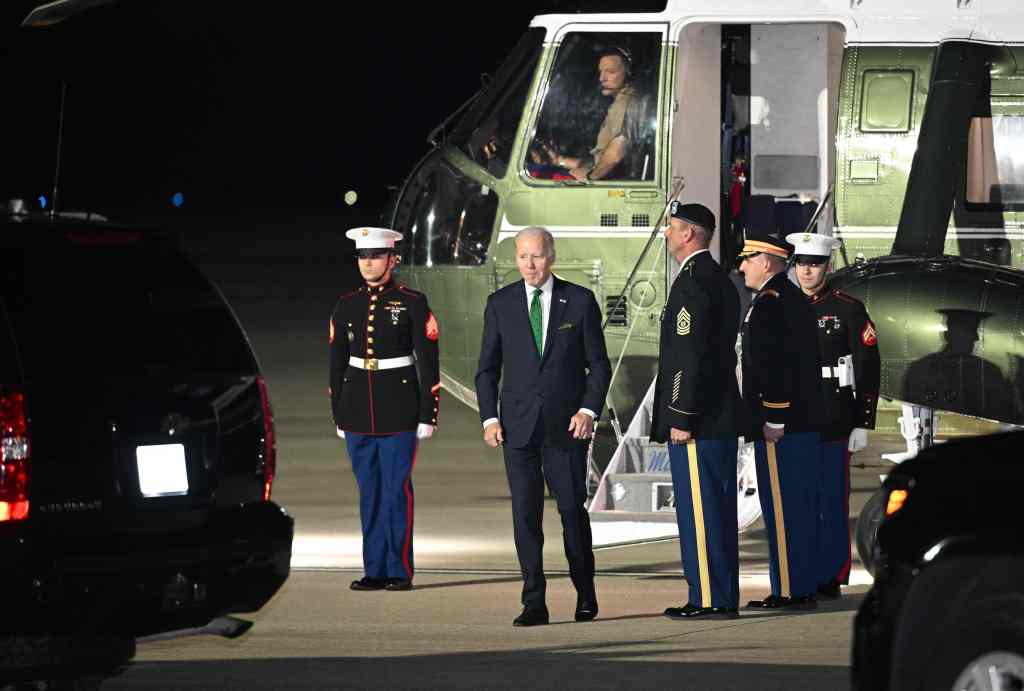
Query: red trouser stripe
[[400, 440, 419, 579], [838, 446, 853, 584]]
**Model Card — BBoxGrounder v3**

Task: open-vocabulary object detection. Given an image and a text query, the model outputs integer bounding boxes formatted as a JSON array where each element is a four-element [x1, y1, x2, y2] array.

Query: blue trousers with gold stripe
[[817, 440, 852, 586], [345, 431, 418, 580], [669, 438, 740, 609], [754, 433, 820, 599]]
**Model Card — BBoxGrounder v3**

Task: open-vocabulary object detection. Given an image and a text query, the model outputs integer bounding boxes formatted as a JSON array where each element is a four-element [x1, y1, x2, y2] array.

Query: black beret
[[670, 201, 716, 231]]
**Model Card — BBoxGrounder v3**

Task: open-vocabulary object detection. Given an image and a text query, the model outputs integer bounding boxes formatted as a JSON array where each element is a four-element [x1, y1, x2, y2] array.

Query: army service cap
[[345, 227, 403, 250], [670, 201, 716, 232], [738, 233, 792, 260], [786, 232, 841, 261]]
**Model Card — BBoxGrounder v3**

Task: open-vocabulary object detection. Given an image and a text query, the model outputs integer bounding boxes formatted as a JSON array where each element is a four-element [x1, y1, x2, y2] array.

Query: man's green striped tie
[[530, 287, 543, 355]]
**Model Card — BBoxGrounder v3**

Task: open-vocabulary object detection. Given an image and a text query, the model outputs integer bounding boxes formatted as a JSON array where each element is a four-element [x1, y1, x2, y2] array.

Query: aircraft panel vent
[[631, 214, 650, 227], [605, 295, 628, 327], [600, 213, 619, 227]]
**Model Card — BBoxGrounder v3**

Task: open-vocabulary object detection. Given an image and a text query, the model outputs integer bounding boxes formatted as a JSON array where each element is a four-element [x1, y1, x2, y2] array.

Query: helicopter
[[387, 0, 1024, 543]]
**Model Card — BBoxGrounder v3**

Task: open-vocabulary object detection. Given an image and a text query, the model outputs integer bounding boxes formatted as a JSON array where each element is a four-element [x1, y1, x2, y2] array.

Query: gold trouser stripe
[[687, 441, 712, 608], [766, 442, 791, 598]]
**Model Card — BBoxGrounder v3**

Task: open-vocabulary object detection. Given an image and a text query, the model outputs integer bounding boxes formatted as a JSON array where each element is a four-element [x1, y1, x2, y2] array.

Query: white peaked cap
[[785, 232, 841, 258], [345, 227, 404, 250]]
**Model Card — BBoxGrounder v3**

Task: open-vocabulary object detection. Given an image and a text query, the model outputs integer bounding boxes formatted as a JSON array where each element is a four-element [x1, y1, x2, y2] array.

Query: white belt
[[822, 366, 841, 379], [349, 355, 414, 371]]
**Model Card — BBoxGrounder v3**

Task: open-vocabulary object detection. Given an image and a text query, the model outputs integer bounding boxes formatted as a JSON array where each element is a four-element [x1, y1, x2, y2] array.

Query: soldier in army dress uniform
[[329, 227, 440, 592], [787, 232, 880, 599], [651, 203, 744, 620], [737, 234, 825, 609]]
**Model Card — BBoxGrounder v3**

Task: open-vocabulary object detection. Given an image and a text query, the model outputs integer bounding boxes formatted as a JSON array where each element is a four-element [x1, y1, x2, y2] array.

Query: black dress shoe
[[575, 599, 599, 622], [350, 577, 388, 591], [817, 580, 842, 599], [513, 607, 550, 627], [746, 594, 817, 609], [385, 578, 413, 591], [664, 603, 739, 620]]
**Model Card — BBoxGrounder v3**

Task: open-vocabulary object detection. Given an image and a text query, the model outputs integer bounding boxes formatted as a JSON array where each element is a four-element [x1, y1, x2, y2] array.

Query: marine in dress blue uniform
[[329, 227, 440, 592], [737, 235, 825, 609], [650, 203, 744, 620], [787, 232, 880, 599]]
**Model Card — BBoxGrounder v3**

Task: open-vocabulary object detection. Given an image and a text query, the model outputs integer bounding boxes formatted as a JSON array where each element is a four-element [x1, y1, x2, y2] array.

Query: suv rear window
[[3, 231, 257, 379]]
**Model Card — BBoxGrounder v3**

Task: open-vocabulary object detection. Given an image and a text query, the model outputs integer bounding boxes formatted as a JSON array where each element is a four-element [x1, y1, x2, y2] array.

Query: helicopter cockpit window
[[528, 32, 661, 182], [451, 28, 545, 179], [393, 154, 498, 267]]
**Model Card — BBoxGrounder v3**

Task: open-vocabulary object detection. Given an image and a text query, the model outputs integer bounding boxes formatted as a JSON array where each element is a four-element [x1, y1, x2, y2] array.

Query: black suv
[[852, 430, 1024, 691], [0, 215, 293, 686]]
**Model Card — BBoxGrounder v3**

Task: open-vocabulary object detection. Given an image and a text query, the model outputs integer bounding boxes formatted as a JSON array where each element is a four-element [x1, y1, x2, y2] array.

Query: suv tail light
[[256, 377, 276, 501], [0, 389, 30, 522]]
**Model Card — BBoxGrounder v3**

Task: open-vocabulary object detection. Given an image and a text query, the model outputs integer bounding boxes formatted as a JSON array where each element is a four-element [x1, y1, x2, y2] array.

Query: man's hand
[[569, 167, 589, 181], [848, 428, 869, 453], [669, 427, 692, 444], [417, 423, 435, 440], [763, 424, 785, 443], [483, 422, 505, 448], [568, 412, 594, 439], [336, 426, 345, 440]]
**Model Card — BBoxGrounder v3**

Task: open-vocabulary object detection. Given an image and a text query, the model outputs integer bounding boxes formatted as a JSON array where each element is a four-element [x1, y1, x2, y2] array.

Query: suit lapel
[[541, 277, 567, 364]]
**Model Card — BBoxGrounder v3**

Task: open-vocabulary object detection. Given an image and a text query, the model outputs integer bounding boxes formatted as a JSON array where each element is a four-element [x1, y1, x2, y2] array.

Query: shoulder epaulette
[[397, 285, 425, 299], [832, 289, 859, 305], [337, 289, 360, 301]]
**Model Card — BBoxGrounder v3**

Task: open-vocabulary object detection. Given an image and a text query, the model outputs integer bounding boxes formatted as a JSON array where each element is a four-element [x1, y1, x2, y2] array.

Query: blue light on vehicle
[[38, 195, 47, 209], [171, 192, 184, 208]]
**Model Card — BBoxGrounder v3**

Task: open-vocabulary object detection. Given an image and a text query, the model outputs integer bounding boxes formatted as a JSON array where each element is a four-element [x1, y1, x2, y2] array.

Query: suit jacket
[[650, 251, 743, 442], [475, 276, 612, 449], [740, 272, 825, 439]]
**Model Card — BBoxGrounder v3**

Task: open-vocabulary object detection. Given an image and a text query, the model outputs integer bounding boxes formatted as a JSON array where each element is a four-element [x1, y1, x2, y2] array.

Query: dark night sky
[[0, 0, 560, 218]]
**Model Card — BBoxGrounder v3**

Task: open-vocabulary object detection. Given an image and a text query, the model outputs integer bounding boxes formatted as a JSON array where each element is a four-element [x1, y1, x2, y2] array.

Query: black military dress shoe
[[513, 607, 550, 627], [817, 580, 842, 599], [575, 598, 599, 622], [745, 594, 817, 609], [350, 577, 388, 591], [664, 603, 739, 620], [385, 578, 413, 591]]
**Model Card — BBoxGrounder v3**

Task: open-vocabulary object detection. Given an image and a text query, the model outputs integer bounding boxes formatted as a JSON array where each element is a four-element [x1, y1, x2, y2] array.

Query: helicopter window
[[966, 112, 1024, 210], [528, 32, 662, 182], [394, 154, 498, 267], [451, 28, 545, 179], [859, 70, 914, 133]]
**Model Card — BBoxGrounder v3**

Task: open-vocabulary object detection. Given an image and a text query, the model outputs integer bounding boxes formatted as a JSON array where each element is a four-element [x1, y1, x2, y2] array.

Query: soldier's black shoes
[[664, 603, 740, 620], [574, 599, 599, 622], [513, 607, 550, 627], [745, 594, 817, 609], [385, 578, 413, 591], [817, 580, 842, 599], [350, 577, 388, 591]]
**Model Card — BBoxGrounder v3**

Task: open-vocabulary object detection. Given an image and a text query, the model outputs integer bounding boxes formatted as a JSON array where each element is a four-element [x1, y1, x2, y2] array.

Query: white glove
[[417, 423, 435, 440], [848, 428, 869, 453], [336, 426, 345, 440]]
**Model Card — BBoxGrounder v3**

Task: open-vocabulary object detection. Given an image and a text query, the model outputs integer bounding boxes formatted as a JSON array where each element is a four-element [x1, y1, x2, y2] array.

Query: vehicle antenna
[[49, 81, 67, 221]]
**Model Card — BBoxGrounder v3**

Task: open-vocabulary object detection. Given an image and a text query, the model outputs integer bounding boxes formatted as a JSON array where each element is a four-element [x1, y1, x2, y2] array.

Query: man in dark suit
[[475, 226, 612, 627], [651, 202, 744, 620], [737, 234, 825, 609]]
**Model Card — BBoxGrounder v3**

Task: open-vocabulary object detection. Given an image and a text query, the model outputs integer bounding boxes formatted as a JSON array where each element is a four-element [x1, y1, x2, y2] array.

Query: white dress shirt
[[482, 274, 595, 430]]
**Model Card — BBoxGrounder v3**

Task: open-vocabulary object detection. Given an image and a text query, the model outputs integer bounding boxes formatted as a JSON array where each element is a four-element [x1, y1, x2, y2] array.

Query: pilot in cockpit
[[532, 46, 648, 182]]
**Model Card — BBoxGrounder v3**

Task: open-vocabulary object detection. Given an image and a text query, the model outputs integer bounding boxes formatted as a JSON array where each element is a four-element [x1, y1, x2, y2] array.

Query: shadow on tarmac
[[111, 652, 851, 690]]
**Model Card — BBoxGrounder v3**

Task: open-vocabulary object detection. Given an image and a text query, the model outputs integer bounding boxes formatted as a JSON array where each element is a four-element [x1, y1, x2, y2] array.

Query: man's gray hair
[[515, 226, 556, 260]]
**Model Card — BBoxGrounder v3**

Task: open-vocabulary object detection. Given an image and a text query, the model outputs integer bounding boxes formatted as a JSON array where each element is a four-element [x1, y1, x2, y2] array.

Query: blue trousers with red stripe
[[753, 432, 820, 599], [345, 431, 417, 580], [817, 439, 852, 586], [668, 438, 740, 609]]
